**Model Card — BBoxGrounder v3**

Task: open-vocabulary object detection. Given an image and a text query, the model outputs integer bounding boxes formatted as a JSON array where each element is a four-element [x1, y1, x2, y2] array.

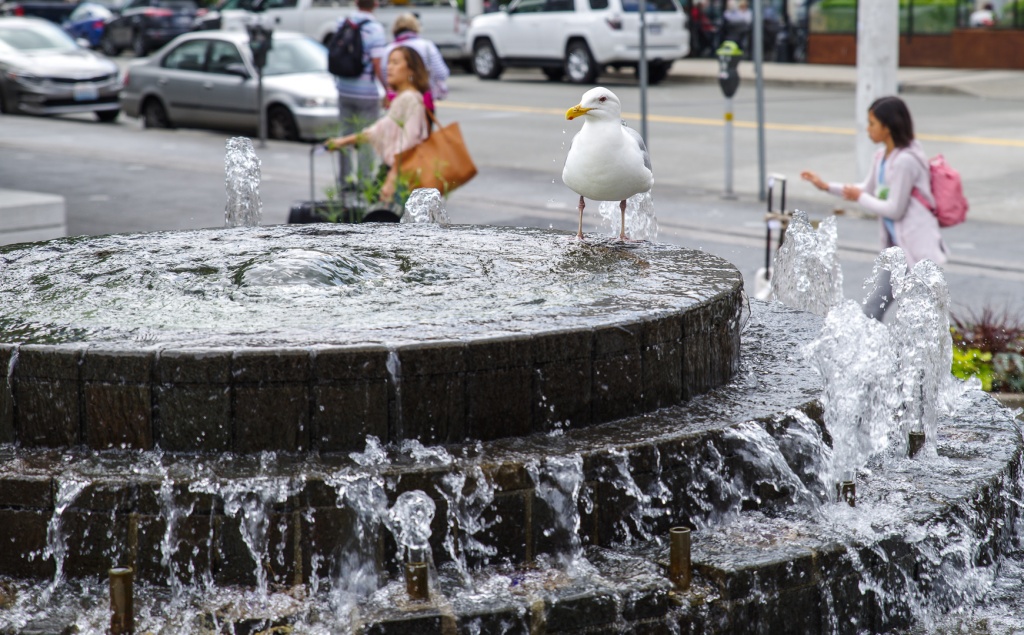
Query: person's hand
[[379, 179, 395, 203], [800, 170, 827, 191], [324, 138, 341, 151], [842, 184, 862, 201]]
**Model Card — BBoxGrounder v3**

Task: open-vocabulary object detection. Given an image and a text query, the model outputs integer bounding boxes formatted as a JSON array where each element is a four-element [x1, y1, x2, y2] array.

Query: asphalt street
[[1, 65, 1022, 319]]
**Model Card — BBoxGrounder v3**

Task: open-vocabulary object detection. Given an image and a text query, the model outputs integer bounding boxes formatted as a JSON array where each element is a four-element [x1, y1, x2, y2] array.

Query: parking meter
[[716, 40, 742, 198], [246, 21, 273, 147], [716, 40, 742, 98]]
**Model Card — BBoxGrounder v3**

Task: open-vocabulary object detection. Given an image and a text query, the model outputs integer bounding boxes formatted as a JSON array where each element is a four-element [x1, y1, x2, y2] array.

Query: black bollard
[[669, 526, 692, 590]]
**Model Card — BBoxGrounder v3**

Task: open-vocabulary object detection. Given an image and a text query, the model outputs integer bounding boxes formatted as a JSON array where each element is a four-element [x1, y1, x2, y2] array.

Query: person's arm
[[324, 132, 362, 151], [852, 154, 918, 221]]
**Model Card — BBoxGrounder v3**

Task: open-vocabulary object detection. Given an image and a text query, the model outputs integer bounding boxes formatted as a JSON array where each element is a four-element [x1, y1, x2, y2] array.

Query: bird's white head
[[565, 87, 621, 122]]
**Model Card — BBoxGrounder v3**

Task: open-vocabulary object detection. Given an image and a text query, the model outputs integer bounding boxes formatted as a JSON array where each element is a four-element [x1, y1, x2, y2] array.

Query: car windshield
[[260, 36, 327, 76], [0, 21, 78, 52], [621, 0, 677, 11]]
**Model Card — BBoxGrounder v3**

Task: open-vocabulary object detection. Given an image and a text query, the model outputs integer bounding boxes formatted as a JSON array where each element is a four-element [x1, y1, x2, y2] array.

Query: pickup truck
[[192, 0, 469, 63], [0, 0, 79, 23]]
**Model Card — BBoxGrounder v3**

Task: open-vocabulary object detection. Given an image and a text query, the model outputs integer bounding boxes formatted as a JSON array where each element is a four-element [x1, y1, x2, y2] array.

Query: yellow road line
[[443, 100, 1024, 148]]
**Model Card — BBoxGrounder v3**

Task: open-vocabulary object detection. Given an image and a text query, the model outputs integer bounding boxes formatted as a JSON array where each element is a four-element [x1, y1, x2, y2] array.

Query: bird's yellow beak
[[566, 104, 591, 120]]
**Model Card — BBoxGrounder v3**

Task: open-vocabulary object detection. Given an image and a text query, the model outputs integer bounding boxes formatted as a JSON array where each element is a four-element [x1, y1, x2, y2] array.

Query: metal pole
[[724, 96, 734, 198], [639, 0, 649, 143], [257, 67, 266, 149], [753, 0, 766, 202]]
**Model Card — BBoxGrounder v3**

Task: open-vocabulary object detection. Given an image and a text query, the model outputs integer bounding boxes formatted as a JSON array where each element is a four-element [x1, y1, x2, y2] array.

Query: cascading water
[[597, 191, 658, 241], [224, 136, 262, 228], [402, 188, 451, 225]]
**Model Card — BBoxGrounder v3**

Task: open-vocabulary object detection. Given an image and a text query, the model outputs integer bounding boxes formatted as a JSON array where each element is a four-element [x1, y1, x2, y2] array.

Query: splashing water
[[770, 211, 843, 316], [438, 466, 498, 586], [224, 137, 262, 228], [403, 188, 450, 225], [598, 191, 658, 241], [526, 454, 592, 576], [40, 477, 89, 602], [386, 491, 436, 562], [805, 299, 897, 485]]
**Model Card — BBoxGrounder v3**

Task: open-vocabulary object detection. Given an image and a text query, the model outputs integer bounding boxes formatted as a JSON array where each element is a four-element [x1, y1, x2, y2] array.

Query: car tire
[[472, 39, 502, 80], [131, 31, 149, 57], [142, 98, 172, 129], [647, 61, 671, 85], [268, 105, 299, 141], [0, 85, 15, 114], [564, 40, 598, 84], [100, 33, 121, 57], [542, 67, 564, 82], [96, 110, 120, 123]]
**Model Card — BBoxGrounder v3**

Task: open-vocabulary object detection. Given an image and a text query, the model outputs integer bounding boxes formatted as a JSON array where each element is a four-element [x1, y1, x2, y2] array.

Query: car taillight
[[606, 15, 622, 29], [195, 7, 207, 15], [122, 68, 129, 86], [13, 5, 24, 15], [143, 7, 174, 17], [93, 20, 105, 29]]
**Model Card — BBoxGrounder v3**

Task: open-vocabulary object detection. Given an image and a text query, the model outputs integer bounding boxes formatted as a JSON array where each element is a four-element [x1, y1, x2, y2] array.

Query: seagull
[[562, 87, 653, 241]]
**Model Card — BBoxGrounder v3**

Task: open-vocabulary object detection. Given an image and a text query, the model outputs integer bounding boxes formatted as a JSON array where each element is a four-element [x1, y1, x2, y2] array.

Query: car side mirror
[[75, 37, 92, 48], [224, 62, 251, 78]]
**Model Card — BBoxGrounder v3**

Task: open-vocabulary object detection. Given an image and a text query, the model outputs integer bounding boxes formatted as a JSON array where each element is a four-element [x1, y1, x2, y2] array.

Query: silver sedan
[[120, 30, 340, 141], [0, 16, 122, 120]]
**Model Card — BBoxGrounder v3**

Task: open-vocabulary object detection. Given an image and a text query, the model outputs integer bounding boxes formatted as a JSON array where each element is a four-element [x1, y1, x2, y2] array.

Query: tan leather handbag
[[395, 110, 477, 196]]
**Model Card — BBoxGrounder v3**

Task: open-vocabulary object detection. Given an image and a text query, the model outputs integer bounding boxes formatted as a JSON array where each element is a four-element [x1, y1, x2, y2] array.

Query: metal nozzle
[[669, 526, 692, 591], [908, 431, 926, 458], [109, 567, 134, 635], [837, 480, 856, 507], [405, 561, 429, 602]]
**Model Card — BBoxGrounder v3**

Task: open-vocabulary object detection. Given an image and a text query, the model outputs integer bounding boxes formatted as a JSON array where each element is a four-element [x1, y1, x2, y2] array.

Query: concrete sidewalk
[[666, 58, 1024, 100]]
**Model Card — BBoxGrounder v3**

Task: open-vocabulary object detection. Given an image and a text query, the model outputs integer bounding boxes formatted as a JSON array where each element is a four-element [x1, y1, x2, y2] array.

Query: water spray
[[669, 527, 691, 591]]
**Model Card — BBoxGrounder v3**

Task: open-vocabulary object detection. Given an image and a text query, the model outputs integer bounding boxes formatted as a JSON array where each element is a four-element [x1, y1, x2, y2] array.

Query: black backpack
[[328, 18, 367, 78]]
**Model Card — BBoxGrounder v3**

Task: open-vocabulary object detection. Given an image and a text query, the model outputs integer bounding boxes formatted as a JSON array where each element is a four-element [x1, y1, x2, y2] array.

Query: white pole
[[639, 0, 649, 143], [752, 0, 766, 201], [855, 0, 899, 176]]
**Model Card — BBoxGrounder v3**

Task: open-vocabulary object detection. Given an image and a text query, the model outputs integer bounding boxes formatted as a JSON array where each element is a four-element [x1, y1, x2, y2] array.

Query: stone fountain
[[0, 153, 1021, 633]]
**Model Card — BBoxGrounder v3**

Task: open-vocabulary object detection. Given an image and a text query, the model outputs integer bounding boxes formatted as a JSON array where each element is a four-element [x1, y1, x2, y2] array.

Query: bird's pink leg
[[619, 200, 628, 241], [577, 196, 586, 240]]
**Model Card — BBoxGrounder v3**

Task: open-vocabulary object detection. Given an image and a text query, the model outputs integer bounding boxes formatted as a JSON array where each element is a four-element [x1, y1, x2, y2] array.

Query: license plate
[[73, 83, 98, 102], [176, 15, 192, 25], [648, 23, 662, 35]]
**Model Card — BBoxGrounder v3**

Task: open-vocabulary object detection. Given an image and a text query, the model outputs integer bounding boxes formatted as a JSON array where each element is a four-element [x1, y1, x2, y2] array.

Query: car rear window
[[621, 0, 677, 11], [261, 37, 327, 75]]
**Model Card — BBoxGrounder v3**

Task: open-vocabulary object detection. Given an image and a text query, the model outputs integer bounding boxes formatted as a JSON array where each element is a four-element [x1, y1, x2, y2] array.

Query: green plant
[[950, 306, 1024, 393], [952, 347, 994, 391]]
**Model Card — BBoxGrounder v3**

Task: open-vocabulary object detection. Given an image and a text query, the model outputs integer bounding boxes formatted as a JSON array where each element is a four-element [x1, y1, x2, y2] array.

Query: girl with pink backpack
[[801, 95, 950, 321]]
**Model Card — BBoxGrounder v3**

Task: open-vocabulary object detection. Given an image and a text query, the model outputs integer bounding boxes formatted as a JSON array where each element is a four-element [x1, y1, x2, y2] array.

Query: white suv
[[465, 0, 688, 84]]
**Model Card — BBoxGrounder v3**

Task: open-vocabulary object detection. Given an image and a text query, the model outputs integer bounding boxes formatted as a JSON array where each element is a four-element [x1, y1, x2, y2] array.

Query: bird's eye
[[599, 96, 607, 102]]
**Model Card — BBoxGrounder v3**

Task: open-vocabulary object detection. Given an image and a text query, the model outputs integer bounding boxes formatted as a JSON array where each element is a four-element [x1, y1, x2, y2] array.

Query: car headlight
[[298, 96, 337, 108], [5, 70, 42, 86]]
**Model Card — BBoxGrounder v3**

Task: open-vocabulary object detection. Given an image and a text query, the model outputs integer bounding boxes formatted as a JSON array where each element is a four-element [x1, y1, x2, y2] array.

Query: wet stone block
[[0, 475, 51, 509], [84, 382, 153, 450], [456, 606, 531, 635], [82, 349, 153, 383], [467, 490, 529, 568], [234, 383, 310, 453], [362, 611, 447, 635], [156, 384, 232, 452], [592, 352, 643, 424], [63, 510, 131, 578], [0, 345, 14, 444], [543, 590, 619, 632], [0, 509, 53, 578], [531, 329, 592, 433], [465, 366, 532, 441], [395, 373, 465, 445], [157, 350, 232, 384], [15, 345, 81, 380], [312, 380, 388, 453], [14, 378, 80, 448], [301, 506, 382, 583], [231, 349, 311, 383], [642, 340, 683, 411], [135, 513, 217, 585]]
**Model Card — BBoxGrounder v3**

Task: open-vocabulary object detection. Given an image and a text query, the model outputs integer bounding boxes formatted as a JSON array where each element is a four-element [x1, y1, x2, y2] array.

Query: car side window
[[207, 41, 244, 74], [589, 0, 608, 8], [511, 0, 545, 13], [163, 39, 209, 71], [544, 0, 573, 10]]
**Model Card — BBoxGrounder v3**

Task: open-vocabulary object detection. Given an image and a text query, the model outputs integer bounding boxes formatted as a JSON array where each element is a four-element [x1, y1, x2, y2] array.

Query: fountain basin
[[0, 225, 742, 452]]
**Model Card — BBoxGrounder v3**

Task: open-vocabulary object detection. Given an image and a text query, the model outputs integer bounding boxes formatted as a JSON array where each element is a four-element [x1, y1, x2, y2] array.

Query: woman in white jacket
[[802, 95, 947, 320]]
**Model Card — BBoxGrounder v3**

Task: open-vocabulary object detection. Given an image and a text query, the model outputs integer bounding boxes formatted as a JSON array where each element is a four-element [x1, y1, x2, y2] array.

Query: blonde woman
[[325, 46, 431, 203]]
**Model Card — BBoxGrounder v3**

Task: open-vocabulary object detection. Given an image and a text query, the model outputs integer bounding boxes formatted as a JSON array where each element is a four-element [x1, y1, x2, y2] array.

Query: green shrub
[[951, 307, 1024, 393], [811, 0, 958, 34]]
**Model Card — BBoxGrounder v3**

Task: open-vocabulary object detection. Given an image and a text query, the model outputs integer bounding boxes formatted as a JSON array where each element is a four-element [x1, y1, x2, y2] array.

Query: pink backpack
[[912, 154, 969, 228]]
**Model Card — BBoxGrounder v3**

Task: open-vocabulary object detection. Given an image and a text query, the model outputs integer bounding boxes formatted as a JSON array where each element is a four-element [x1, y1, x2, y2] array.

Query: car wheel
[[647, 61, 671, 85], [472, 39, 502, 80], [0, 85, 15, 114], [95, 109, 120, 123], [142, 98, 172, 129], [131, 31, 149, 57], [564, 40, 598, 84], [267, 105, 299, 141], [542, 67, 564, 82], [100, 33, 120, 57]]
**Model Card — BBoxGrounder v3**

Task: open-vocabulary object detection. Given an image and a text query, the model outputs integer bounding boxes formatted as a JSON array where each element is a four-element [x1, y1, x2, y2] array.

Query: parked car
[[0, 0, 78, 24], [62, 0, 115, 47], [100, 0, 197, 57], [120, 30, 339, 140], [189, 0, 469, 65], [0, 16, 121, 119], [466, 0, 689, 84]]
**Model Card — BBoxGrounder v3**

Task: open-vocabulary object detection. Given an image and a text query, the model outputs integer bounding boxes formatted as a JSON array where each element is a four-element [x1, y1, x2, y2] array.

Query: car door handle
[[203, 82, 214, 90], [157, 78, 168, 85]]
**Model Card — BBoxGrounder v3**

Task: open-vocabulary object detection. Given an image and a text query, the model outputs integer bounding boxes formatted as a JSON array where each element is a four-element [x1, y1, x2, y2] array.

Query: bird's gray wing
[[622, 122, 652, 172]]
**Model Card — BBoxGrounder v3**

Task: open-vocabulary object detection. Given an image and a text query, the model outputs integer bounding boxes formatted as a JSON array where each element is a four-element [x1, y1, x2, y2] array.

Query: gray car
[[0, 16, 121, 120], [119, 30, 340, 141]]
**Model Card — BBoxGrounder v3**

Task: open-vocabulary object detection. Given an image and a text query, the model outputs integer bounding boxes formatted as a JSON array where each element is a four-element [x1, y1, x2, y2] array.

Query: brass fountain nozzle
[[109, 567, 134, 635], [909, 431, 926, 458], [837, 480, 856, 507], [405, 561, 430, 602], [669, 526, 692, 591]]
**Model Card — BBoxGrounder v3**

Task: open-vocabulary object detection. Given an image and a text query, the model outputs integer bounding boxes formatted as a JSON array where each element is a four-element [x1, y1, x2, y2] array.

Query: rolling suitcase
[[287, 145, 400, 224]]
